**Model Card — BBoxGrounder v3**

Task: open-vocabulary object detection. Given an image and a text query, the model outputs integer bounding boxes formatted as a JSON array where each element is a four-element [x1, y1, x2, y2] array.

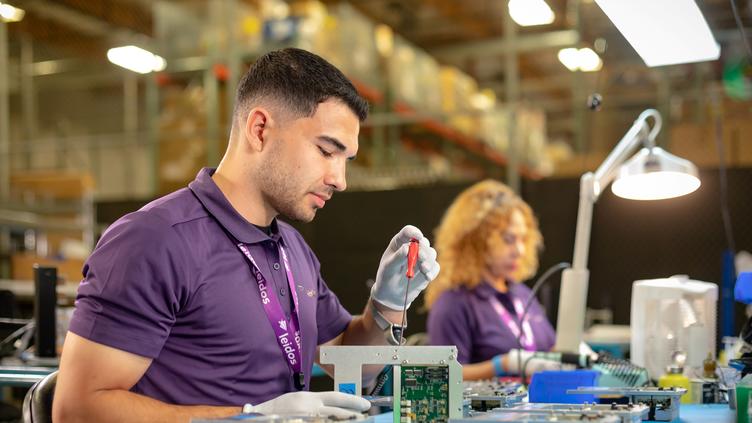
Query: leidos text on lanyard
[[237, 242, 305, 390]]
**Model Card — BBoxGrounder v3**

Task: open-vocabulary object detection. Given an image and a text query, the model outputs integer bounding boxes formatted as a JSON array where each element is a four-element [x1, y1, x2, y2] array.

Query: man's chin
[[281, 208, 317, 223]]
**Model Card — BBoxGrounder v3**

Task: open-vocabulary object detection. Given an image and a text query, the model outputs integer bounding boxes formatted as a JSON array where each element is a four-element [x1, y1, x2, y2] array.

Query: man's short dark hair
[[235, 48, 369, 123]]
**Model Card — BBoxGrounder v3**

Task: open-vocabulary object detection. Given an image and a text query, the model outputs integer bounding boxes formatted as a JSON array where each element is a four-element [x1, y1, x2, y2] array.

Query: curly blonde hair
[[424, 179, 543, 309]]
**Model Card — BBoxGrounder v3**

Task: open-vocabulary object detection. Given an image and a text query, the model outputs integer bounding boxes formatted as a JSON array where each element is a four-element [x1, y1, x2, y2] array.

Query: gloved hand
[[498, 349, 564, 375], [371, 225, 440, 310], [249, 391, 371, 418]]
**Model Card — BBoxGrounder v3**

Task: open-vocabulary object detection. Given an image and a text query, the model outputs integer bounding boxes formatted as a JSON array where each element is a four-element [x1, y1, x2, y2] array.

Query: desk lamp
[[554, 109, 701, 353]]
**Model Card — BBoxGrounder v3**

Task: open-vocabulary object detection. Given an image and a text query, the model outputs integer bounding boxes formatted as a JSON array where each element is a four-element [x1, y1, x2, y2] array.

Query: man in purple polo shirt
[[53, 48, 440, 423]]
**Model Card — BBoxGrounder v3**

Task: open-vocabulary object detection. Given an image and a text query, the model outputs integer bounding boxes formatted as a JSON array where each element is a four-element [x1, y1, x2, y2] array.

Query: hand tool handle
[[406, 239, 419, 279]]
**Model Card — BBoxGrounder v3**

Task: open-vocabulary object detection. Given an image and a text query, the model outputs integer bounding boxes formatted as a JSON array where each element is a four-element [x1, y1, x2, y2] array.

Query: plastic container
[[735, 374, 752, 423], [630, 275, 718, 380], [528, 370, 599, 404], [658, 366, 691, 404]]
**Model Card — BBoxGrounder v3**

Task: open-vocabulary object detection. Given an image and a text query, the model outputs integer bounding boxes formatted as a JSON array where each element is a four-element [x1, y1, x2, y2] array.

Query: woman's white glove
[[249, 391, 371, 418], [501, 349, 564, 375], [370, 225, 440, 310]]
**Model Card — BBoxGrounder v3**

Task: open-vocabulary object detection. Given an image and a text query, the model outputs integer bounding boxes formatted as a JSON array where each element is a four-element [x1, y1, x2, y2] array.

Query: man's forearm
[[55, 388, 240, 423], [340, 299, 404, 346]]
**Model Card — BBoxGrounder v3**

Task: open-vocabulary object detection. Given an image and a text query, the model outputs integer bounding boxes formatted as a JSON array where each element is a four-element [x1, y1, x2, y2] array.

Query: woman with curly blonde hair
[[426, 180, 558, 380]]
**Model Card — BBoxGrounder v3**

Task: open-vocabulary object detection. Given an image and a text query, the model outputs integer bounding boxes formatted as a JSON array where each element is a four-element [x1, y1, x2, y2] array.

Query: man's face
[[257, 99, 360, 222]]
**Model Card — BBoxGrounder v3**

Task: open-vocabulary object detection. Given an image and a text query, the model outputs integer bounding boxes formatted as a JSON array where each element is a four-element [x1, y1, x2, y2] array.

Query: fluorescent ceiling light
[[558, 47, 602, 72], [594, 0, 720, 67], [0, 3, 24, 22], [558, 48, 580, 71], [508, 0, 554, 27], [107, 46, 166, 74]]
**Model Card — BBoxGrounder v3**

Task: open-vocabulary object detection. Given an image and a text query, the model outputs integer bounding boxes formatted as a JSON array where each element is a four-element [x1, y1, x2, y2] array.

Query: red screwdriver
[[400, 239, 420, 345], [406, 238, 420, 279]]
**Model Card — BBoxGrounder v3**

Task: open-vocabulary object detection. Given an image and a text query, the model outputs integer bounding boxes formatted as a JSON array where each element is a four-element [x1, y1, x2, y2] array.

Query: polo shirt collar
[[473, 281, 498, 299], [189, 167, 282, 245], [473, 280, 520, 300]]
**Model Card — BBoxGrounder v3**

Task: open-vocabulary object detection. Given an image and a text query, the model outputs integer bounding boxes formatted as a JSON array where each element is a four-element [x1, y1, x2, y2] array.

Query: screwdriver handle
[[406, 239, 419, 279]]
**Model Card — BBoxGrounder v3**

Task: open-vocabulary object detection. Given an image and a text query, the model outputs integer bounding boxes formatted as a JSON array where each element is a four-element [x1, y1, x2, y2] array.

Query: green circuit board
[[395, 365, 449, 423]]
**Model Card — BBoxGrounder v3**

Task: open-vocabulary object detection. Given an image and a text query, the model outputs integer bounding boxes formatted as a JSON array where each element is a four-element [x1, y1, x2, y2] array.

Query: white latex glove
[[371, 225, 440, 310], [501, 349, 564, 375], [249, 391, 371, 419]]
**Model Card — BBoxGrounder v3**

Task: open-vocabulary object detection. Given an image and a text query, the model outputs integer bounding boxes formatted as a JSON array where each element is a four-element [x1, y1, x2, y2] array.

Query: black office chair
[[22, 370, 57, 423]]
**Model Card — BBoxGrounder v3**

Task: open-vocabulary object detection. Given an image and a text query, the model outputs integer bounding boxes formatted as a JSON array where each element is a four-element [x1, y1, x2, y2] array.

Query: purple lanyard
[[489, 295, 536, 351], [237, 242, 305, 390]]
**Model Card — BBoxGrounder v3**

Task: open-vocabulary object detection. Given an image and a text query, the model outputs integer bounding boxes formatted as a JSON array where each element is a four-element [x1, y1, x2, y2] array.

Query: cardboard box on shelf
[[11, 254, 85, 284], [518, 107, 548, 168], [480, 108, 509, 153], [670, 122, 732, 168], [389, 37, 420, 106], [11, 171, 94, 200], [439, 66, 478, 114], [724, 120, 752, 166], [335, 3, 380, 89], [551, 151, 608, 178], [448, 113, 480, 139], [415, 53, 441, 114]]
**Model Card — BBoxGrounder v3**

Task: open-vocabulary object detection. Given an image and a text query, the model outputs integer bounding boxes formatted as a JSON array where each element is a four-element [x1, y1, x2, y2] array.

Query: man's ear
[[243, 107, 272, 152]]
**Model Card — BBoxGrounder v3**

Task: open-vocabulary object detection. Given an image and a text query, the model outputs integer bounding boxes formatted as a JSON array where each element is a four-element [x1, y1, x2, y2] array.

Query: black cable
[[730, 0, 752, 61], [514, 262, 570, 383], [369, 365, 393, 396]]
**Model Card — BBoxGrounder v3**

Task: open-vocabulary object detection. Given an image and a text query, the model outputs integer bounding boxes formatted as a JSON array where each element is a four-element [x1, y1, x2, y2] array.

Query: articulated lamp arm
[[553, 109, 662, 352]]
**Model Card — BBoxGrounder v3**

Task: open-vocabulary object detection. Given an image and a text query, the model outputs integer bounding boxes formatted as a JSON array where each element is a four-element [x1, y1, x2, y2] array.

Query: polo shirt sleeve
[[427, 290, 474, 364], [68, 212, 190, 359]]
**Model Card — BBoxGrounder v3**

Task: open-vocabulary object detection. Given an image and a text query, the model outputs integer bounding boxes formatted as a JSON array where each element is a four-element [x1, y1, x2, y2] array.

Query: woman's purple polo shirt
[[68, 168, 352, 406], [427, 282, 555, 364]]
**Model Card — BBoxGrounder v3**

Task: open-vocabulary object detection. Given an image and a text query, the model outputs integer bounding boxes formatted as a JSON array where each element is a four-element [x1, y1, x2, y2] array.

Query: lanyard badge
[[238, 242, 305, 390]]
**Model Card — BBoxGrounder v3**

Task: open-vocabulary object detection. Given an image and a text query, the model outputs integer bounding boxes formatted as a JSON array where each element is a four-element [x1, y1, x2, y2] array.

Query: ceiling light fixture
[[0, 2, 24, 22], [106, 46, 166, 74], [594, 0, 720, 67], [508, 0, 555, 27], [558, 47, 602, 72]]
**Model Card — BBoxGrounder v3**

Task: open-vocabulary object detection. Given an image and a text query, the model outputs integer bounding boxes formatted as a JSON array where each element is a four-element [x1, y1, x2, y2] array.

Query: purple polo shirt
[[69, 168, 352, 406], [427, 282, 555, 364]]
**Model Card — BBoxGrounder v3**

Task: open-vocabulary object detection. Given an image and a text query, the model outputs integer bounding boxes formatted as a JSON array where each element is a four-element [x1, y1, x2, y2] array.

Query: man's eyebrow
[[317, 135, 357, 161]]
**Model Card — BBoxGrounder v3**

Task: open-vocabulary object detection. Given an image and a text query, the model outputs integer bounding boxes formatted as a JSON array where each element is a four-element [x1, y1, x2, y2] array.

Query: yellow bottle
[[658, 364, 692, 404]]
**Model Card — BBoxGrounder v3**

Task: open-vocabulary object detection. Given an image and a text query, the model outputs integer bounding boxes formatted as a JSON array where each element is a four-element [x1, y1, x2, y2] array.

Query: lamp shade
[[611, 147, 700, 200]]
